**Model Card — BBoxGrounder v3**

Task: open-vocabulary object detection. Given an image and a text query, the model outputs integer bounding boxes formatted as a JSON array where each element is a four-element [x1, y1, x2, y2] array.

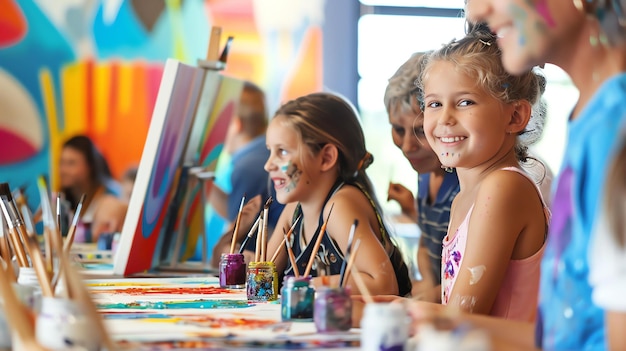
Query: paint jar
[[219, 253, 246, 288], [246, 261, 278, 302], [361, 303, 410, 351], [36, 297, 100, 351], [281, 276, 314, 321], [17, 266, 43, 312], [17, 266, 39, 287], [411, 323, 491, 351], [314, 286, 352, 332], [0, 283, 39, 349]]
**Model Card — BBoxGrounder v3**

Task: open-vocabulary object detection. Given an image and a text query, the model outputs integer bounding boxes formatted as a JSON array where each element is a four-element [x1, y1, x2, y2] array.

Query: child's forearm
[[468, 313, 537, 350]]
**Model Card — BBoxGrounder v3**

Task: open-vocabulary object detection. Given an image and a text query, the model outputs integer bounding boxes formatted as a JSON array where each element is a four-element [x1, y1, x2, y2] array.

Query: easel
[[159, 27, 235, 273]]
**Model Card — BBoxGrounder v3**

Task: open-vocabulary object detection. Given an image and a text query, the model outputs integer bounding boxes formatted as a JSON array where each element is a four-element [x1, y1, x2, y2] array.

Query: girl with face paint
[[384, 52, 460, 302], [264, 92, 412, 297], [413, 1, 626, 349], [415, 26, 549, 322]]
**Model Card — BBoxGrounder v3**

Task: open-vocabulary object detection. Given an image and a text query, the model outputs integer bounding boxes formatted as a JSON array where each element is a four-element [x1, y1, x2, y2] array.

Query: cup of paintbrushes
[[281, 275, 314, 321], [314, 286, 352, 332], [35, 297, 100, 351], [246, 261, 278, 302], [0, 283, 38, 349], [219, 253, 246, 288], [17, 267, 44, 312]]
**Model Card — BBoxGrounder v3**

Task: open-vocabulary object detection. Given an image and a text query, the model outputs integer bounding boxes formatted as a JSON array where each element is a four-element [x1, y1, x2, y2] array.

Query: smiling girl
[[264, 92, 412, 297], [415, 26, 550, 321]]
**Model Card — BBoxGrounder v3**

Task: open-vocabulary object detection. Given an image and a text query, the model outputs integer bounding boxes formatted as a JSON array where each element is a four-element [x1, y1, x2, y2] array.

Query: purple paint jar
[[219, 253, 246, 288], [314, 286, 352, 332]]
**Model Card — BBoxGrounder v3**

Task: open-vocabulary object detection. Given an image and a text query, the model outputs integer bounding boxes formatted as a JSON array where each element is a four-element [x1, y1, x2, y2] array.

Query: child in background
[[416, 26, 550, 321], [464, 0, 626, 348], [384, 52, 460, 302], [590, 139, 626, 350], [265, 92, 412, 296], [59, 135, 122, 242]]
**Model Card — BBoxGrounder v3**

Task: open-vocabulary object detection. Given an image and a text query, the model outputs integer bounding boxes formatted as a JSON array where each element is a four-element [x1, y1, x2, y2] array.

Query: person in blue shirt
[[384, 52, 460, 301], [205, 81, 284, 265]]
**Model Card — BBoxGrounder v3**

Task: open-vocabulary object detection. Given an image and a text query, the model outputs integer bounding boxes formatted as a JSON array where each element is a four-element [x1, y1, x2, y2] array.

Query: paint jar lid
[[247, 261, 276, 270], [220, 253, 245, 262], [283, 275, 311, 288], [316, 285, 351, 297]]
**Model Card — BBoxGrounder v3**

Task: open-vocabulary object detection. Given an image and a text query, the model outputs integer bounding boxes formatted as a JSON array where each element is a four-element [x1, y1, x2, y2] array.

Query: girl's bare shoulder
[[476, 168, 540, 210]]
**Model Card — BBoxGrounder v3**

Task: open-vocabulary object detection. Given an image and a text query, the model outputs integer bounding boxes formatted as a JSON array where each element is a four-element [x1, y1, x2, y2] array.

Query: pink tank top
[[441, 167, 550, 322]]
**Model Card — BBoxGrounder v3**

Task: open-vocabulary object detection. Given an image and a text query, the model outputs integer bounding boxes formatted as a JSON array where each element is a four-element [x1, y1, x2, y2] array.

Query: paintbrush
[[238, 215, 261, 254], [22, 233, 54, 297], [14, 187, 36, 235], [261, 197, 272, 262], [340, 239, 361, 288], [36, 177, 55, 275], [0, 215, 17, 282], [270, 215, 301, 263], [350, 264, 373, 304], [284, 231, 300, 278], [63, 193, 85, 254], [56, 193, 62, 236], [303, 203, 334, 277], [338, 219, 359, 287], [230, 194, 246, 254], [0, 183, 30, 267], [38, 180, 71, 297], [254, 212, 263, 262]]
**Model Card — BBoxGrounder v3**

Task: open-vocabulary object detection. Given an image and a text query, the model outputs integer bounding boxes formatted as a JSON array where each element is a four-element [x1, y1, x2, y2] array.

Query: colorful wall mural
[[0, 0, 324, 208]]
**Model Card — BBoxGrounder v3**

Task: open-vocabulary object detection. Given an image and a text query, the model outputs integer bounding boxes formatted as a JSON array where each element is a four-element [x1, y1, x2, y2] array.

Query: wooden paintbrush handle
[[24, 236, 54, 297], [8, 230, 28, 267]]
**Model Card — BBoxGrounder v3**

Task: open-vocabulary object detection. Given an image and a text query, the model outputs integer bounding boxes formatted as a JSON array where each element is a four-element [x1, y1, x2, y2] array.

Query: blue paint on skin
[[281, 161, 302, 193]]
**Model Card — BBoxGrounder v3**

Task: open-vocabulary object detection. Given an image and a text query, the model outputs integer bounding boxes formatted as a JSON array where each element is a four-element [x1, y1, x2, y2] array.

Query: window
[[357, 5, 576, 218], [357, 13, 466, 216]]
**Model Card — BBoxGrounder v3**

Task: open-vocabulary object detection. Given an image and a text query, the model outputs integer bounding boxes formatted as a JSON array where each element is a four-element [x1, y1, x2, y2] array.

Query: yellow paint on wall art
[[94, 63, 111, 133], [61, 62, 87, 135], [39, 68, 61, 191]]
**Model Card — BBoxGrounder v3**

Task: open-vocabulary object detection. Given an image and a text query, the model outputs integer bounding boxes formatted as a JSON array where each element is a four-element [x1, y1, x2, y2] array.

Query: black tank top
[[283, 180, 412, 297]]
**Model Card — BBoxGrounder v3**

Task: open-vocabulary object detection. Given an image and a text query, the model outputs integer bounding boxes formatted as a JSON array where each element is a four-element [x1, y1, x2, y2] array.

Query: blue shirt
[[417, 171, 459, 284], [193, 135, 285, 259], [537, 73, 626, 350], [227, 135, 284, 230]]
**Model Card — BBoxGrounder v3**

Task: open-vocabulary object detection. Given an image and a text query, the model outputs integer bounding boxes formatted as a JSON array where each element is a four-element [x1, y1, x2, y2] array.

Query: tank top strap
[[286, 179, 345, 276]]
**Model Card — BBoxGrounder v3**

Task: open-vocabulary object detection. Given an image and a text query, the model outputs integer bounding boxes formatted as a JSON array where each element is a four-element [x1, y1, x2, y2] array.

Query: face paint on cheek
[[280, 163, 290, 173], [282, 161, 303, 193], [527, 0, 556, 27], [510, 5, 529, 45]]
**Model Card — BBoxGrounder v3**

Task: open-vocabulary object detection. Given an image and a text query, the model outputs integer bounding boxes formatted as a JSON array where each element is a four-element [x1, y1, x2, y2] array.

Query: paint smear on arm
[[467, 265, 486, 285]]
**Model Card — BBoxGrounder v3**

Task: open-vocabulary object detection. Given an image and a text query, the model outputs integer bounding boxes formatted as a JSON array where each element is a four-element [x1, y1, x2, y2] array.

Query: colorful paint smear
[[179, 77, 244, 261], [528, 0, 556, 27], [90, 286, 236, 295], [97, 299, 250, 310]]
